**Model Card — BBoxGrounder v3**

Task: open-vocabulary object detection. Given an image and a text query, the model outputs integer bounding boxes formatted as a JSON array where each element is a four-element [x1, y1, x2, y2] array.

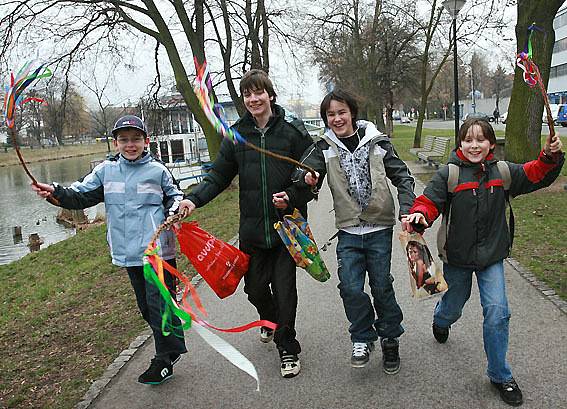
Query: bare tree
[[490, 64, 512, 111], [407, 0, 509, 147], [306, 1, 421, 136], [2, 0, 308, 158], [40, 79, 88, 144], [76, 67, 116, 154]]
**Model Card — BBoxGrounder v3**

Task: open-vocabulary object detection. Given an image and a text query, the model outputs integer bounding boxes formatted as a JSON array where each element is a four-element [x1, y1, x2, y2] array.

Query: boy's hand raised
[[545, 134, 563, 155], [31, 182, 54, 199]]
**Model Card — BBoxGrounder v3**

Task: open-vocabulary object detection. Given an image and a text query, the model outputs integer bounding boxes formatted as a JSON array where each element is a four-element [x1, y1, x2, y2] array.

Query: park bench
[[417, 137, 451, 168], [409, 135, 436, 158]]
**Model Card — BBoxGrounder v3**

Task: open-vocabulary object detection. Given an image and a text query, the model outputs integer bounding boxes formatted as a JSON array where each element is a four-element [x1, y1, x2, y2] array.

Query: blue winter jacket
[[52, 152, 182, 266]]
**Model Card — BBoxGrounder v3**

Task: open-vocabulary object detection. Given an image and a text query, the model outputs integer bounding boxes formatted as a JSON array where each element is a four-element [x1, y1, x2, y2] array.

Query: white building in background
[[549, 4, 567, 104]]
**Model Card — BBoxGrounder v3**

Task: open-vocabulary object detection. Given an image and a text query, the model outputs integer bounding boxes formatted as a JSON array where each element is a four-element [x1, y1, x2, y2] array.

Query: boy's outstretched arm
[[402, 166, 451, 232], [184, 138, 238, 213], [292, 141, 327, 191], [32, 182, 54, 199], [508, 135, 564, 197], [31, 172, 105, 210]]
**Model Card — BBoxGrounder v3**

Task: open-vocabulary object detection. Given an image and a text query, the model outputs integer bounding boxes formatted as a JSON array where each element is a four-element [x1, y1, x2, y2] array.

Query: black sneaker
[[138, 358, 173, 385], [491, 378, 523, 406], [432, 323, 450, 343], [381, 338, 400, 375], [351, 342, 374, 368], [170, 353, 181, 365], [279, 350, 300, 378], [260, 326, 274, 343]]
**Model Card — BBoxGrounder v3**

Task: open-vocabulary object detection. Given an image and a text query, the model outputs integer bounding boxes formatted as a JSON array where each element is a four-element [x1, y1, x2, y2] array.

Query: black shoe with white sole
[[138, 358, 173, 385]]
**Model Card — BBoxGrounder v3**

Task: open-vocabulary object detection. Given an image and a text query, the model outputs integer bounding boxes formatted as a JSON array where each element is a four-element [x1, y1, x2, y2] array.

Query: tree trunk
[[505, 0, 564, 162]]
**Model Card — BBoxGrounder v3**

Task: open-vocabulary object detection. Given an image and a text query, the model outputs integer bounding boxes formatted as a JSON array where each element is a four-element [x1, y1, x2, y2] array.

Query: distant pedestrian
[[298, 89, 416, 375], [493, 107, 500, 124], [32, 115, 190, 385], [402, 118, 564, 406]]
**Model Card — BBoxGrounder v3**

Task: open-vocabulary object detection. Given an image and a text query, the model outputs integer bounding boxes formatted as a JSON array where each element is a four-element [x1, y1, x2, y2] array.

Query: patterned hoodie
[[298, 120, 415, 229]]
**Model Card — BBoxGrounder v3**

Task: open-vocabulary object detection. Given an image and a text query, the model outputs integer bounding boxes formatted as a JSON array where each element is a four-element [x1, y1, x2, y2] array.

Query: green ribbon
[[143, 258, 192, 336]]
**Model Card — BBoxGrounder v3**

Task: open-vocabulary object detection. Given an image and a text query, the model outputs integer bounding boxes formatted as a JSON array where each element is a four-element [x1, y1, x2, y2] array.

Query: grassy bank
[[391, 125, 566, 300], [0, 143, 111, 167], [0, 183, 240, 409]]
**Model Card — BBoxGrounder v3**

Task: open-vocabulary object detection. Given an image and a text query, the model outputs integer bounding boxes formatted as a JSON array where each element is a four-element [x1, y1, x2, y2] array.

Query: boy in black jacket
[[403, 118, 564, 406], [181, 70, 314, 378]]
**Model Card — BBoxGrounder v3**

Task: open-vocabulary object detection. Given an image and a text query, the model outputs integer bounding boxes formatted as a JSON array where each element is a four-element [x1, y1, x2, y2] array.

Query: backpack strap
[[447, 163, 459, 193], [496, 161, 514, 247], [497, 160, 511, 190], [438, 164, 458, 263]]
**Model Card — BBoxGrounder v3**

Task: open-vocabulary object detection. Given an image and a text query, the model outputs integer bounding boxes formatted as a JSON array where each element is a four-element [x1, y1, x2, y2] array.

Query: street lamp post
[[442, 0, 466, 148]]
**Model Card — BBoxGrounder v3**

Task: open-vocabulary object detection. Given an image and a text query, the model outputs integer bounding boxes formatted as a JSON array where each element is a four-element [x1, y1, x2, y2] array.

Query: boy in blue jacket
[[32, 115, 190, 385], [403, 118, 564, 406]]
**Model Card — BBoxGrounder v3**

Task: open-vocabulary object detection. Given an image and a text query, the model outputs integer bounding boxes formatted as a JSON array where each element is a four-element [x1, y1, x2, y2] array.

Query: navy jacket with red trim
[[410, 148, 564, 269]]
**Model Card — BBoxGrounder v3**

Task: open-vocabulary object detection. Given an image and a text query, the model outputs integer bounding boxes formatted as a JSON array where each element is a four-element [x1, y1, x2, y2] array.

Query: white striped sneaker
[[351, 342, 374, 368], [279, 350, 300, 378]]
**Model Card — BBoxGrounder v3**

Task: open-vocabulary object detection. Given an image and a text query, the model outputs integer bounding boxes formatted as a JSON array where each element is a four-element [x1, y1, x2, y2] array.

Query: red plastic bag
[[175, 221, 249, 299]]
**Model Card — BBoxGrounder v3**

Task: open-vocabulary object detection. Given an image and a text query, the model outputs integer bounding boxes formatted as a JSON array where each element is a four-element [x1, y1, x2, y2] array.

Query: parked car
[[465, 112, 491, 122], [556, 104, 567, 127]]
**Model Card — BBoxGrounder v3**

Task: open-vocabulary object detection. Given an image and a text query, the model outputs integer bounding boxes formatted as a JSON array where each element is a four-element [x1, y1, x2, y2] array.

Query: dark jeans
[[240, 242, 301, 355], [336, 228, 404, 343], [127, 259, 187, 363]]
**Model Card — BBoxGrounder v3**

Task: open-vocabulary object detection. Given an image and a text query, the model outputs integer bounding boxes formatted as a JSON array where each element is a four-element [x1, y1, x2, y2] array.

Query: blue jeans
[[434, 260, 513, 383], [336, 228, 404, 343]]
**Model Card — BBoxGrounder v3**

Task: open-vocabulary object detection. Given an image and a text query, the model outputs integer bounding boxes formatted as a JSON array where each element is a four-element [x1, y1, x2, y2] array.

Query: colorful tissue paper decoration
[[193, 59, 247, 145], [3, 61, 51, 128], [515, 24, 555, 136], [143, 231, 276, 390]]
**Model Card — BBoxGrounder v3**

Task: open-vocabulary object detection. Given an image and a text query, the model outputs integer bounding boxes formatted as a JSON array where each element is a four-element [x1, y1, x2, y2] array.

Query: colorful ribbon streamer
[[192, 59, 317, 177], [3, 61, 51, 128], [516, 24, 556, 140], [143, 243, 276, 390], [2, 61, 60, 205], [193, 59, 247, 145]]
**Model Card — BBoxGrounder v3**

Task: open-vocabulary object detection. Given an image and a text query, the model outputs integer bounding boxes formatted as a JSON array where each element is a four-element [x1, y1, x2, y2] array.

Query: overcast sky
[[64, 0, 519, 110]]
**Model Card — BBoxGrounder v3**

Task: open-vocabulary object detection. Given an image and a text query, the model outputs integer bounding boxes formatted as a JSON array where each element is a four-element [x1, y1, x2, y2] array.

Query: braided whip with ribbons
[[3, 62, 58, 205], [516, 24, 556, 143]]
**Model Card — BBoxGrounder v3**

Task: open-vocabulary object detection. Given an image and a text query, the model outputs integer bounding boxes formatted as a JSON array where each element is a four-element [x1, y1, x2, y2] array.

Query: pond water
[[0, 154, 104, 265]]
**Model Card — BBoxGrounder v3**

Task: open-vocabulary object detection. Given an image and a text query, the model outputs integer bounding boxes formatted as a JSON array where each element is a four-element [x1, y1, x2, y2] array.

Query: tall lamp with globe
[[442, 0, 466, 148]]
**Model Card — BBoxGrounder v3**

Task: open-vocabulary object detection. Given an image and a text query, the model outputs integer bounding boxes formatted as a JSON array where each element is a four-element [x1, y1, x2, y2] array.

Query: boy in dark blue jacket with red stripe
[[402, 118, 564, 407]]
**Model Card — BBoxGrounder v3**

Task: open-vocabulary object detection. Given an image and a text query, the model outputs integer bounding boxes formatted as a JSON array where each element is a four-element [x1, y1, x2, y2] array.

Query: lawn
[[391, 124, 566, 300], [0, 183, 240, 409]]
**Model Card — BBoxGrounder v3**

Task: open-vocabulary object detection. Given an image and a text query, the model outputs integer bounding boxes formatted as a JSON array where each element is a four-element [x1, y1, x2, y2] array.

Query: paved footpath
[[86, 166, 566, 409]]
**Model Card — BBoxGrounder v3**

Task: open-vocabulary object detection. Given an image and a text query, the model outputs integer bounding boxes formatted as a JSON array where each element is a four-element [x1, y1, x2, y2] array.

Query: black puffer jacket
[[411, 149, 564, 269], [186, 105, 314, 249]]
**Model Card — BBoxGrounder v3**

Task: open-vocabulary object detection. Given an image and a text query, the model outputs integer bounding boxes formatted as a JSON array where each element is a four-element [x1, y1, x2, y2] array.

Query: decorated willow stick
[[516, 24, 556, 143], [3, 62, 59, 205], [193, 59, 317, 177]]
